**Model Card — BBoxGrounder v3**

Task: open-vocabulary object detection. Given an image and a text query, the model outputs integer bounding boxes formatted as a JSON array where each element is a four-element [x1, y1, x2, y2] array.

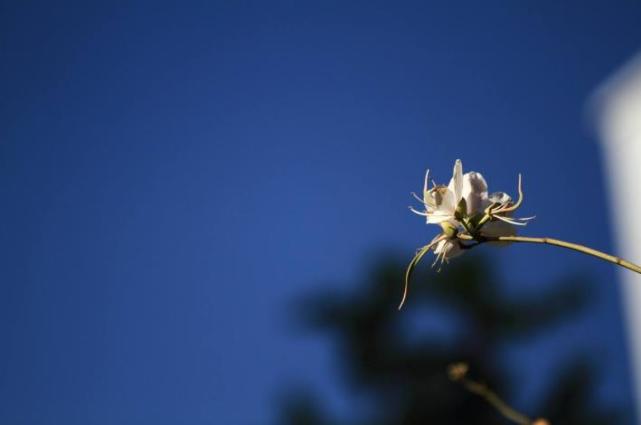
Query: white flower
[[410, 160, 496, 228], [410, 159, 463, 225], [433, 238, 464, 266], [461, 171, 489, 217], [411, 159, 533, 235], [400, 160, 535, 309], [407, 159, 535, 270]]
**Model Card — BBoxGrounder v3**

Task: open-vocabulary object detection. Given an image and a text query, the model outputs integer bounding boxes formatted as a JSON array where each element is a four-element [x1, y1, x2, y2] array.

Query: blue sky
[[2, 1, 641, 424]]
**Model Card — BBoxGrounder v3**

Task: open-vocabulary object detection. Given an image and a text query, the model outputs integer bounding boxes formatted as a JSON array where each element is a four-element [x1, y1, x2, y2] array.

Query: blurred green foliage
[[276, 255, 626, 425]]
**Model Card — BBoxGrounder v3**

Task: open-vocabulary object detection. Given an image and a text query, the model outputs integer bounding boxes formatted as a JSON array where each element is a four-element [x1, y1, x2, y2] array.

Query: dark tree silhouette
[[275, 254, 627, 425]]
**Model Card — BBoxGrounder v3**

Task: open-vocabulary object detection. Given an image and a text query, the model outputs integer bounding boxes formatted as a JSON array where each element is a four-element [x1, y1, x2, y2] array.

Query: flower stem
[[480, 235, 641, 275], [448, 363, 547, 425], [460, 378, 533, 425]]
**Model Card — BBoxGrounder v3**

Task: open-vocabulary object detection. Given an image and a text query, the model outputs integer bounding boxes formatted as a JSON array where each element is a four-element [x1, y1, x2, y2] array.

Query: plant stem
[[447, 363, 547, 425], [475, 235, 641, 275], [460, 378, 533, 425]]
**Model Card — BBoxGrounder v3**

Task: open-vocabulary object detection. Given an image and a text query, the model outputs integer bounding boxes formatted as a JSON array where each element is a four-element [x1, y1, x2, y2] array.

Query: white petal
[[447, 159, 464, 204], [423, 169, 430, 195], [433, 239, 465, 259], [488, 191, 511, 205], [462, 171, 489, 215], [480, 220, 516, 237], [432, 239, 448, 254], [426, 213, 455, 224], [439, 188, 456, 212]]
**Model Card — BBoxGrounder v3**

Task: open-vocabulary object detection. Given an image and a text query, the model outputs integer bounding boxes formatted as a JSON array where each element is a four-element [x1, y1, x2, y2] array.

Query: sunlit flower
[[400, 159, 641, 310], [432, 238, 464, 266], [410, 159, 533, 240], [400, 159, 535, 309], [410, 159, 463, 226]]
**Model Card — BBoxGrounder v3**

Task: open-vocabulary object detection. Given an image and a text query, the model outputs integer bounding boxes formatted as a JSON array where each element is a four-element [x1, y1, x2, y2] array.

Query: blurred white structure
[[593, 52, 641, 420]]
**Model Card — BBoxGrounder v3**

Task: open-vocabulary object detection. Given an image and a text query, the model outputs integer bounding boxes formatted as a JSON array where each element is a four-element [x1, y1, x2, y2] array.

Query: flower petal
[[426, 213, 455, 224], [432, 239, 465, 263], [462, 171, 489, 215], [480, 220, 516, 237], [440, 187, 457, 212], [423, 169, 430, 196], [447, 159, 464, 204], [488, 191, 511, 205]]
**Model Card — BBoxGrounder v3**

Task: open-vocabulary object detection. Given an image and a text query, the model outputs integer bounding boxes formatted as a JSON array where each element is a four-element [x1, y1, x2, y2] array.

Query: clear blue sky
[[2, 1, 641, 424]]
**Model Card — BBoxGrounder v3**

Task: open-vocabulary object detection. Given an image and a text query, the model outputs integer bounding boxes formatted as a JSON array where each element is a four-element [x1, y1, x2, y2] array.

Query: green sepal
[[440, 221, 458, 238], [454, 197, 467, 220], [467, 212, 486, 231]]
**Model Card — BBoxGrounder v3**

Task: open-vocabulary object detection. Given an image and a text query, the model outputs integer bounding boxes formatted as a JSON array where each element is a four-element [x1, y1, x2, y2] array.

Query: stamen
[[411, 192, 424, 204], [409, 206, 428, 216], [431, 249, 444, 268], [493, 214, 529, 226], [495, 174, 523, 214]]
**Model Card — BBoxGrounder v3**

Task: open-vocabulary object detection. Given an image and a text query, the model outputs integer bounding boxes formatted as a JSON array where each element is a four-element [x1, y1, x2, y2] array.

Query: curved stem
[[448, 363, 546, 425], [481, 235, 641, 275], [461, 379, 533, 425], [398, 235, 447, 310]]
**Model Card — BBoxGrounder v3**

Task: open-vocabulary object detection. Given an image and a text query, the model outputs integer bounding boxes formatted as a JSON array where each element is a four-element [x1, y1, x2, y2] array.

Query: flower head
[[411, 159, 532, 234], [410, 159, 464, 226], [400, 159, 534, 309]]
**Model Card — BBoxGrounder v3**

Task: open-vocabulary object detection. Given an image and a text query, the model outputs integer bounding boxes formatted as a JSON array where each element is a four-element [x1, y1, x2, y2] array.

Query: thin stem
[[398, 235, 447, 310], [448, 363, 547, 425], [480, 235, 641, 275], [461, 379, 532, 425]]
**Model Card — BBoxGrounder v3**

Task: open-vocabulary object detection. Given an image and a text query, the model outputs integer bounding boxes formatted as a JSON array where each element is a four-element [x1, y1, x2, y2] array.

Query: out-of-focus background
[[2, 2, 641, 424]]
